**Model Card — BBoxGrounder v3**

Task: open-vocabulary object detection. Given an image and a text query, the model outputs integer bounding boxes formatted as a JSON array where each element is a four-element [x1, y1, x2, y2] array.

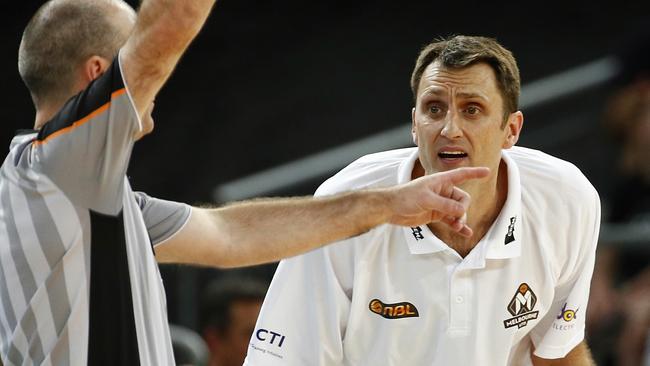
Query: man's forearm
[[155, 167, 488, 267], [202, 190, 392, 267]]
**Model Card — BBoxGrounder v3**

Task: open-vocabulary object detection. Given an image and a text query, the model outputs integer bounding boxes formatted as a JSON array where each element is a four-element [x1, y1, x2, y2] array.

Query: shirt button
[[455, 296, 464, 304]]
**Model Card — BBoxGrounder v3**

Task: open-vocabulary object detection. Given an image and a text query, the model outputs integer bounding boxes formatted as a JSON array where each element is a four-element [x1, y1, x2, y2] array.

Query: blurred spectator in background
[[171, 324, 210, 366], [200, 276, 268, 366], [587, 32, 650, 366]]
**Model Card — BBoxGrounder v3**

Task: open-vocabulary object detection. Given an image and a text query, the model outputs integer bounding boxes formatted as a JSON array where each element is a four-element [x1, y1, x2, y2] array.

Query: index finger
[[438, 167, 490, 185]]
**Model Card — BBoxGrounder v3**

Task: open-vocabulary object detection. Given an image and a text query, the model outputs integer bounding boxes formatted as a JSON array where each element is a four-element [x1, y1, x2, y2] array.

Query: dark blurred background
[[2, 1, 650, 365]]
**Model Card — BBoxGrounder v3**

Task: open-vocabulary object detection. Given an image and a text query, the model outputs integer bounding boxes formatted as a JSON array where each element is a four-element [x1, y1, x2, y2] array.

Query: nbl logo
[[503, 283, 539, 329], [369, 298, 419, 319]]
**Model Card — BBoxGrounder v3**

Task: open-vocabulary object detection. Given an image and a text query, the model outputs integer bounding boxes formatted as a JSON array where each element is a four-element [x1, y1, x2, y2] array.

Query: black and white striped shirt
[[0, 55, 190, 366]]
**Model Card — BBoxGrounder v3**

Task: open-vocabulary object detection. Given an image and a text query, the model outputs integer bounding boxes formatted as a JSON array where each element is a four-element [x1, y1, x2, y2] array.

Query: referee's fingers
[[441, 215, 474, 237], [450, 186, 471, 210], [440, 167, 490, 185], [425, 193, 466, 218]]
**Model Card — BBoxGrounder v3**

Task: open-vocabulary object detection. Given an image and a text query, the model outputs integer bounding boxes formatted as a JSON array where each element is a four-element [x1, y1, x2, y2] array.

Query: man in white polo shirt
[[245, 35, 600, 365]]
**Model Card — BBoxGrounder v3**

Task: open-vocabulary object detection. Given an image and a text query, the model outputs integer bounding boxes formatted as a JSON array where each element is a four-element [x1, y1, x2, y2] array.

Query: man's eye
[[466, 106, 480, 115], [430, 106, 442, 114]]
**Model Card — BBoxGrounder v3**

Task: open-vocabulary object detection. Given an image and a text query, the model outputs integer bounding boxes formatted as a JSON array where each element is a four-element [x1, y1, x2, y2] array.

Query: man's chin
[[435, 157, 471, 171]]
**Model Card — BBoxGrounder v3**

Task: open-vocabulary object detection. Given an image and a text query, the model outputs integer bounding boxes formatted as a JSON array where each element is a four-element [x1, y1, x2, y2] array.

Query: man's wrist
[[354, 188, 394, 227]]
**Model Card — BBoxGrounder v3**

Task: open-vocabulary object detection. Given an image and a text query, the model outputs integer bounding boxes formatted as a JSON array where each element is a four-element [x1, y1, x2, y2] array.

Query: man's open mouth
[[438, 151, 468, 159]]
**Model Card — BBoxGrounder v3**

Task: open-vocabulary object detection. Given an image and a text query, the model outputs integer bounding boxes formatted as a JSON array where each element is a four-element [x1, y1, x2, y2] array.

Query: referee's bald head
[[18, 0, 136, 107]]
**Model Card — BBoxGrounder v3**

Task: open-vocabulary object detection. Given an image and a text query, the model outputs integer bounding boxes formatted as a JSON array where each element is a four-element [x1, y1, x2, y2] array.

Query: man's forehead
[[418, 61, 499, 96]]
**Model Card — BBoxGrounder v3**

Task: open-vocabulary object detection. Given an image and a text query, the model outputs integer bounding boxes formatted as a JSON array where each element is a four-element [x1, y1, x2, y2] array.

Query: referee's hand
[[385, 167, 489, 237]]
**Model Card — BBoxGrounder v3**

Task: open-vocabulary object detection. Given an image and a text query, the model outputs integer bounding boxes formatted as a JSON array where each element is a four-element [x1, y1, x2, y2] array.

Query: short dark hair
[[410, 35, 521, 119], [200, 276, 268, 333], [18, 0, 130, 105]]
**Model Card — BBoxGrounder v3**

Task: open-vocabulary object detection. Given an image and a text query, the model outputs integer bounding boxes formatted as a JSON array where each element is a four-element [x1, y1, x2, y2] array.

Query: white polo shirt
[[244, 146, 600, 366]]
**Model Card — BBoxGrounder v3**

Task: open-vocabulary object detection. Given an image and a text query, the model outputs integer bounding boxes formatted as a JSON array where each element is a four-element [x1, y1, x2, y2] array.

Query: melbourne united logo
[[504, 216, 516, 245], [369, 299, 419, 319], [503, 283, 539, 329]]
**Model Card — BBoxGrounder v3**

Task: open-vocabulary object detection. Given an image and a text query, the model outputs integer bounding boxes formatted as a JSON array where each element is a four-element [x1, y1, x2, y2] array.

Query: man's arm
[[120, 0, 216, 121], [155, 167, 489, 267], [532, 342, 595, 366]]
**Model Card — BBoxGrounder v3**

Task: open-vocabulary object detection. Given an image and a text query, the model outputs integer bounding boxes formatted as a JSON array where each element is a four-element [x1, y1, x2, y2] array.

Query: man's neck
[[425, 160, 509, 258], [33, 102, 64, 130], [32, 81, 84, 130]]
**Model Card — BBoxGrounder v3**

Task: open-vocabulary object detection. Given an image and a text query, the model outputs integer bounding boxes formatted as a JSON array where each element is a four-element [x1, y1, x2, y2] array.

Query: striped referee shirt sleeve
[[133, 191, 191, 246], [27, 52, 141, 215]]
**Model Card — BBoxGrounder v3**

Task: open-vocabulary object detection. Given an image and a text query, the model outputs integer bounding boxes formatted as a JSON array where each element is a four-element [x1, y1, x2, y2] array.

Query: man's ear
[[411, 107, 418, 146], [82, 55, 111, 82], [503, 111, 524, 149]]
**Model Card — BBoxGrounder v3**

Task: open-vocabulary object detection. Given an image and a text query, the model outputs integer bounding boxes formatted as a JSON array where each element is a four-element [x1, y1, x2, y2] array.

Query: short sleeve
[[133, 192, 191, 246], [25, 52, 142, 215], [243, 238, 357, 366], [529, 188, 601, 359]]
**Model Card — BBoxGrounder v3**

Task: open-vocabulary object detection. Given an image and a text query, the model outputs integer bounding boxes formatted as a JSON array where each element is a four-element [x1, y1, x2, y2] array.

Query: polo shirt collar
[[484, 150, 522, 259], [401, 149, 522, 259]]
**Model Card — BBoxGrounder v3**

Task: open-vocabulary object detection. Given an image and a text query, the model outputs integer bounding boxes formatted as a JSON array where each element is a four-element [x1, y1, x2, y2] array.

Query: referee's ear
[[82, 55, 111, 82], [72, 55, 112, 96], [503, 111, 524, 149]]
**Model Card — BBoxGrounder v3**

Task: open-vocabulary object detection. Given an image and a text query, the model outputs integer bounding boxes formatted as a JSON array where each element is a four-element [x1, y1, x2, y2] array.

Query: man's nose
[[440, 111, 463, 139]]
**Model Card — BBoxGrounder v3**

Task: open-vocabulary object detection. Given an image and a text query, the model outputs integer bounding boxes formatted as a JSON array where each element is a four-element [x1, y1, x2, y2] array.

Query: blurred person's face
[[205, 299, 263, 366], [411, 61, 522, 184]]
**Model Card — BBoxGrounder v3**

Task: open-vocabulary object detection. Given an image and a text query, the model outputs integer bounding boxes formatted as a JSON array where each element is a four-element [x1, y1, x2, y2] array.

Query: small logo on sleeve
[[504, 216, 516, 244], [552, 303, 579, 331], [503, 283, 539, 329], [557, 303, 579, 322], [255, 328, 286, 347], [411, 227, 424, 240], [250, 328, 286, 360], [369, 299, 419, 319]]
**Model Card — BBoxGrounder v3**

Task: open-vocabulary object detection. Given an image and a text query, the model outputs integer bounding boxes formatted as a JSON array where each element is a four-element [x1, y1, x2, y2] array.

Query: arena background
[[2, 0, 649, 361]]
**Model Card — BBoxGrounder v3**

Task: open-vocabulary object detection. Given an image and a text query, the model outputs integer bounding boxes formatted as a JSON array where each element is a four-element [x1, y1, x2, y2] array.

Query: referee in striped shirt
[[0, 0, 489, 365]]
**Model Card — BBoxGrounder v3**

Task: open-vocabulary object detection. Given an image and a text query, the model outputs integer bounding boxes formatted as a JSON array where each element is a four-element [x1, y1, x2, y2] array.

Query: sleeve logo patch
[[369, 299, 419, 319], [255, 328, 286, 347], [503, 283, 539, 329], [250, 328, 286, 360], [557, 303, 579, 322], [552, 303, 580, 331]]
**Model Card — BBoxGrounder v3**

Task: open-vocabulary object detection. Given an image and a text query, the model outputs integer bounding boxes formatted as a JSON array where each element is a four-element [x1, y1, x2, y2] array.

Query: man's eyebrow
[[420, 88, 489, 101], [456, 92, 489, 101], [420, 88, 446, 97]]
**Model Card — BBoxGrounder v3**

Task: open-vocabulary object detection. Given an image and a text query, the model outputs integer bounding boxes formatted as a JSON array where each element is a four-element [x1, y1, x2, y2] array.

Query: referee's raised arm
[[120, 0, 217, 134]]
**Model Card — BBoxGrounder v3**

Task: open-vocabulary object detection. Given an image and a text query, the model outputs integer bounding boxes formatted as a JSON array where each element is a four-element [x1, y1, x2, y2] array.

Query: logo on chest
[[503, 283, 539, 329], [369, 298, 419, 319]]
